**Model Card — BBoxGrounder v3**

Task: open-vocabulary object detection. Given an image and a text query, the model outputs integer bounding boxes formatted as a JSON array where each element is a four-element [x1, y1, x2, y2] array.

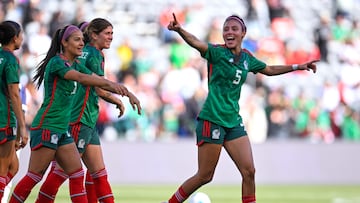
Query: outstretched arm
[[168, 13, 208, 54], [260, 59, 320, 76], [64, 70, 128, 96]]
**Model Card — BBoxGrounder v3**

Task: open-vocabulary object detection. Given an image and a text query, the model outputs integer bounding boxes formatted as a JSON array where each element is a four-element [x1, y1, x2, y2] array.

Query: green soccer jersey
[[0, 49, 20, 129], [199, 44, 266, 128], [31, 55, 92, 133], [70, 44, 105, 128]]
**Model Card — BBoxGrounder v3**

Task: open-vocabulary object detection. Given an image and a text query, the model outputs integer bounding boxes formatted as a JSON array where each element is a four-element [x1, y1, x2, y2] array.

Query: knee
[[197, 171, 215, 185], [242, 166, 256, 180]]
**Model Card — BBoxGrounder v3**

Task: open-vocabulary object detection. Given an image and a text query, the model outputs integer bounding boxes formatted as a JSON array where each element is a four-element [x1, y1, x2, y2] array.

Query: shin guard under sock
[[68, 168, 87, 203], [36, 168, 69, 203], [92, 168, 114, 203], [85, 170, 98, 203], [0, 176, 6, 201], [9, 172, 42, 203]]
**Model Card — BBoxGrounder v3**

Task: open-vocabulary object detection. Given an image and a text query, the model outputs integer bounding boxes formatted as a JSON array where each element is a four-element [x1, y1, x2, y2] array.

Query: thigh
[[197, 143, 222, 175], [223, 136, 254, 172], [28, 147, 56, 175], [8, 150, 19, 175], [0, 140, 15, 174], [82, 144, 105, 173], [56, 142, 82, 174]]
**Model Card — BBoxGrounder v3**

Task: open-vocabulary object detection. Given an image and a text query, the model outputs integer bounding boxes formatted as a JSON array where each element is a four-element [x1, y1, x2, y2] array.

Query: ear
[[91, 32, 98, 41], [241, 31, 246, 38]]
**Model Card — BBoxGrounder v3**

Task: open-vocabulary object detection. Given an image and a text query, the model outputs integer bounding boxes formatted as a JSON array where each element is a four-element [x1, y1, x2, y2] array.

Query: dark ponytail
[[33, 26, 66, 88]]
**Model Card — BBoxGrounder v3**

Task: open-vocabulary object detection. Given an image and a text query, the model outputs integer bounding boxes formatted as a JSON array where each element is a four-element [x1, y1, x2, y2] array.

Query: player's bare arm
[[260, 59, 320, 76], [168, 13, 208, 54]]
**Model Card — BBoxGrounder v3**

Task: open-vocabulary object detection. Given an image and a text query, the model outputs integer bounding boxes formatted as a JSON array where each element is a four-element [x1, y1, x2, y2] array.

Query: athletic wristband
[[292, 64, 299, 70]]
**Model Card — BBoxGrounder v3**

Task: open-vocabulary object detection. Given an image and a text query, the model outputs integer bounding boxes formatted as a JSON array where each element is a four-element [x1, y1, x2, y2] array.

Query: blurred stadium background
[[2, 0, 360, 201]]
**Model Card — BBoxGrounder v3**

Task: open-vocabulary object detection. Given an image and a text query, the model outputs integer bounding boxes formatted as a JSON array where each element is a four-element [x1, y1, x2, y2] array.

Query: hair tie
[[62, 25, 80, 41], [79, 22, 89, 32], [225, 15, 247, 32]]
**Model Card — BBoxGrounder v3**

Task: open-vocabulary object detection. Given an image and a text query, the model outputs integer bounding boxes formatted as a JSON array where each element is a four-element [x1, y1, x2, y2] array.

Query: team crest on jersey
[[243, 60, 248, 70], [212, 129, 220, 140], [0, 58, 4, 64], [51, 134, 58, 144], [78, 139, 86, 149]]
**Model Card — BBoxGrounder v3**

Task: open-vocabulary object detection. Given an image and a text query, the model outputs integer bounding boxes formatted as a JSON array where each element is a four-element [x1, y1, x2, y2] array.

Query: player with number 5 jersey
[[164, 13, 319, 203]]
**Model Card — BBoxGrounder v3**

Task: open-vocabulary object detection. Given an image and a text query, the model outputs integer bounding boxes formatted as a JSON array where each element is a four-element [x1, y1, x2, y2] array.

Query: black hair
[[33, 25, 70, 88], [77, 21, 90, 43], [0, 20, 21, 45]]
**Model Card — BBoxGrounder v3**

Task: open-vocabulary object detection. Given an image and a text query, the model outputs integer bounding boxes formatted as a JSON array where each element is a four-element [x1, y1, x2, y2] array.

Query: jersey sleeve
[[4, 57, 20, 84], [77, 62, 93, 75], [248, 54, 266, 73], [49, 58, 73, 78], [86, 55, 104, 76], [201, 43, 222, 64]]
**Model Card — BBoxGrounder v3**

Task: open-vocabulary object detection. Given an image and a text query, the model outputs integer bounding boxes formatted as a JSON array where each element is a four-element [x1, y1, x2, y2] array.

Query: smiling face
[[62, 30, 84, 60], [91, 26, 113, 50], [222, 19, 246, 53]]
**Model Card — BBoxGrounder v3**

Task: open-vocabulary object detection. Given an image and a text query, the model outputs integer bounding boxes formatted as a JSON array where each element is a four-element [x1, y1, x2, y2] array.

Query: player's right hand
[[167, 13, 181, 32]]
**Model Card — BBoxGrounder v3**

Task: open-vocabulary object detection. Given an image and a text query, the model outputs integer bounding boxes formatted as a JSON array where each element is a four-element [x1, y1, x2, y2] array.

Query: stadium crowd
[[1, 0, 359, 143]]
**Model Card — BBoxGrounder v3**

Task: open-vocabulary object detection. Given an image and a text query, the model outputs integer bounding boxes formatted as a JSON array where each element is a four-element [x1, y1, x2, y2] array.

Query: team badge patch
[[50, 134, 59, 144], [212, 129, 220, 140]]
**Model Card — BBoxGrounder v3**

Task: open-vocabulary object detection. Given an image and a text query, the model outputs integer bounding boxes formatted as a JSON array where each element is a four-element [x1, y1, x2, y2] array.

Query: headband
[[62, 25, 80, 41], [225, 15, 247, 32], [79, 22, 89, 32]]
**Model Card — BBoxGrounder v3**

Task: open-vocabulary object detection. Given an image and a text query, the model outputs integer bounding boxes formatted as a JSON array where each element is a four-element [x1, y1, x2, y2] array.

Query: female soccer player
[[9, 24, 130, 203], [36, 18, 141, 203], [164, 13, 319, 203], [0, 20, 28, 201]]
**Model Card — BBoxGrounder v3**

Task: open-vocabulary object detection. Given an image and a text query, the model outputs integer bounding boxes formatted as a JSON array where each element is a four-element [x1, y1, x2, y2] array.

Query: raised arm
[[167, 13, 208, 54]]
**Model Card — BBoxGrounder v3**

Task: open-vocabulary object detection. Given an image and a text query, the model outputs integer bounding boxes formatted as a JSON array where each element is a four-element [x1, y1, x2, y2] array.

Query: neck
[[230, 47, 242, 55], [2, 45, 15, 52], [62, 52, 76, 63], [90, 42, 102, 50]]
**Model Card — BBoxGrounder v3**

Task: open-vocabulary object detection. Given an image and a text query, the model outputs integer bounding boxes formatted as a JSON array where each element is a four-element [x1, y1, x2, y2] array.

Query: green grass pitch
[[21, 184, 360, 203]]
